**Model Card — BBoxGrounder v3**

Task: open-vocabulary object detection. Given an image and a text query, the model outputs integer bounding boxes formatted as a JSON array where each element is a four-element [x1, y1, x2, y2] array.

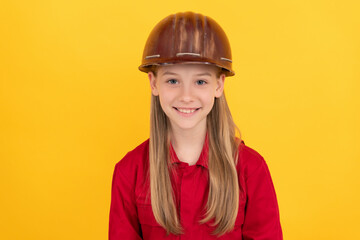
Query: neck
[[170, 121, 207, 154]]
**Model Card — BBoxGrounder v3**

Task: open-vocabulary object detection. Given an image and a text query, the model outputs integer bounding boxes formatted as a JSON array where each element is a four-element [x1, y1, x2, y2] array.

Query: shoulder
[[237, 140, 268, 180], [113, 139, 150, 182], [116, 139, 149, 167]]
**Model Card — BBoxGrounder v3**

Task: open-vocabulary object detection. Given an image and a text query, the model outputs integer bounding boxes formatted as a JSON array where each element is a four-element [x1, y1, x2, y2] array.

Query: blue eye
[[196, 80, 207, 85], [167, 79, 178, 84]]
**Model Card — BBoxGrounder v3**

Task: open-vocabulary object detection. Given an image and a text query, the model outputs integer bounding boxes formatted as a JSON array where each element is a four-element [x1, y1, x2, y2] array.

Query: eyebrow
[[195, 72, 212, 77], [161, 71, 179, 76], [160, 71, 212, 77]]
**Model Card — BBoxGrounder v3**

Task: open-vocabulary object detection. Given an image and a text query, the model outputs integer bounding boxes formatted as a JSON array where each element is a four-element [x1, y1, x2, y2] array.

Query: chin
[[171, 120, 206, 132], [177, 125, 198, 131]]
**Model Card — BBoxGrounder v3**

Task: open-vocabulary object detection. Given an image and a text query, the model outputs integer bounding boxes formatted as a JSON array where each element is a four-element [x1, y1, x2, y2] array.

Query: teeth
[[177, 108, 196, 113]]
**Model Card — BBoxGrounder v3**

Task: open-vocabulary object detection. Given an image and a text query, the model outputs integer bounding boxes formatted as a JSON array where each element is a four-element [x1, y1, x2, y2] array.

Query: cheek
[[160, 85, 180, 98], [158, 89, 175, 108], [207, 98, 215, 110], [200, 91, 216, 108]]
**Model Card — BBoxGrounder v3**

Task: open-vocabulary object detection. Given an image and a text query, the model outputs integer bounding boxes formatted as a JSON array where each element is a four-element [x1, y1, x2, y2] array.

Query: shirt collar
[[169, 133, 209, 169]]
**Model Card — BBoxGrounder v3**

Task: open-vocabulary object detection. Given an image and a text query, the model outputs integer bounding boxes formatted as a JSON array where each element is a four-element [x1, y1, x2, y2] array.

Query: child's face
[[148, 64, 225, 133]]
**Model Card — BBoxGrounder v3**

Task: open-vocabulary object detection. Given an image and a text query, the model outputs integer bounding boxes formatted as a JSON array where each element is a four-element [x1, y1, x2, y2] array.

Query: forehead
[[157, 64, 219, 76]]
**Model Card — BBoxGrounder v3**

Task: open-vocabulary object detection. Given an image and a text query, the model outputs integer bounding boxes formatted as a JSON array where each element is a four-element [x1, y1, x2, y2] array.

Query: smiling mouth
[[173, 107, 200, 113]]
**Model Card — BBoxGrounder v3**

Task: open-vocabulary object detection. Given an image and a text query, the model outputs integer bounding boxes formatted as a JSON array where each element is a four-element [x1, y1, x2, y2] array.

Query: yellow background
[[1, 0, 359, 239]]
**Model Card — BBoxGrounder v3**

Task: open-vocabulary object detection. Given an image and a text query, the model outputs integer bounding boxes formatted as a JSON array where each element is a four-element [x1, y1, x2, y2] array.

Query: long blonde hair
[[149, 77, 241, 236]]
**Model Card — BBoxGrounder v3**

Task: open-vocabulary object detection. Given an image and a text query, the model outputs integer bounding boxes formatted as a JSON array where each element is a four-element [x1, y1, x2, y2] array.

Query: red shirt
[[109, 139, 282, 240]]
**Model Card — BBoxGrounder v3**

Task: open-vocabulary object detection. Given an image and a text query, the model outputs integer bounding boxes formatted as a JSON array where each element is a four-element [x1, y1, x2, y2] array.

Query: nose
[[178, 82, 194, 103]]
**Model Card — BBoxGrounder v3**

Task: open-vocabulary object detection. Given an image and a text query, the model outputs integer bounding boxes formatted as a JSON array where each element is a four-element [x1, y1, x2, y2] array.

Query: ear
[[148, 72, 159, 96], [215, 73, 225, 98]]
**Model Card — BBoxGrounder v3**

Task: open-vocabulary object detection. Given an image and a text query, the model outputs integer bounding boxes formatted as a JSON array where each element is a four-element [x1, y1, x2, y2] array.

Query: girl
[[109, 12, 282, 240]]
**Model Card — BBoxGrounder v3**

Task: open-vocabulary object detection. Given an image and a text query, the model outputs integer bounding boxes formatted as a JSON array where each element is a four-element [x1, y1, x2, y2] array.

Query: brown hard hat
[[139, 12, 235, 76]]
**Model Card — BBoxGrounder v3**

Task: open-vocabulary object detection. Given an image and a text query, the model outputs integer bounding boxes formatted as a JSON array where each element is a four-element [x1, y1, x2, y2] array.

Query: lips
[[173, 107, 200, 114]]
